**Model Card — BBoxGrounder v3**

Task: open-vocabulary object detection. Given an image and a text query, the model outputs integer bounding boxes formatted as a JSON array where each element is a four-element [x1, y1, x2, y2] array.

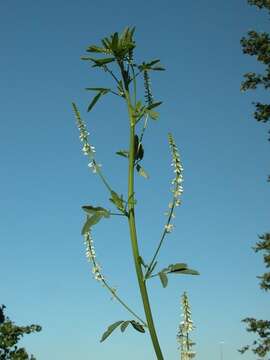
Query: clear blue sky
[[1, 1, 269, 359]]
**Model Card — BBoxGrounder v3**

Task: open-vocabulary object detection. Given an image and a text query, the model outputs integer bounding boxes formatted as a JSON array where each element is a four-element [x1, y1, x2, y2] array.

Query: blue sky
[[1, 1, 269, 359]]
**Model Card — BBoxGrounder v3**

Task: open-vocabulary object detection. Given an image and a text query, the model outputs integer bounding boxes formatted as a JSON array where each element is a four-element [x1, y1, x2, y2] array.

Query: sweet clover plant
[[72, 27, 199, 360]]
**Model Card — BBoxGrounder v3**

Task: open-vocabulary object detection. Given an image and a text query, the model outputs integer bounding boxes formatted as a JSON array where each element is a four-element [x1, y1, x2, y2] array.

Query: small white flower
[[82, 143, 91, 155], [175, 199, 181, 207], [88, 161, 102, 174], [165, 224, 174, 233], [168, 202, 173, 209], [79, 131, 90, 142]]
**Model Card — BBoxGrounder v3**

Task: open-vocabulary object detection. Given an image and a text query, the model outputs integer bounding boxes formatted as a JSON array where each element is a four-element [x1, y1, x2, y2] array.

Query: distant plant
[[72, 27, 199, 359], [177, 292, 196, 360], [0, 305, 41, 360], [239, 1, 270, 359]]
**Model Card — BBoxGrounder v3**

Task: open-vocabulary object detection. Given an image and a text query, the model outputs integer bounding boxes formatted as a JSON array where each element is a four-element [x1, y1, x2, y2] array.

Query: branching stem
[[125, 87, 164, 360]]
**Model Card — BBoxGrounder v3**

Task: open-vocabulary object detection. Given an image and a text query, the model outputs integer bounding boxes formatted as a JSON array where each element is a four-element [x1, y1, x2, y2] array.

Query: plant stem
[[146, 203, 175, 278], [88, 237, 147, 326], [93, 159, 113, 193], [126, 94, 164, 360], [102, 279, 147, 326]]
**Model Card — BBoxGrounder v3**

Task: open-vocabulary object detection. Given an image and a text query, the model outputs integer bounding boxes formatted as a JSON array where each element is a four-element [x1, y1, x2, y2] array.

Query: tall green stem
[[125, 94, 164, 360]]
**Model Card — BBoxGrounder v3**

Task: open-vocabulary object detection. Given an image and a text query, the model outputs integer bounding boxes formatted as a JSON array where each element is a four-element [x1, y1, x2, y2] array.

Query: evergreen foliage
[[239, 1, 270, 359], [0, 305, 41, 360]]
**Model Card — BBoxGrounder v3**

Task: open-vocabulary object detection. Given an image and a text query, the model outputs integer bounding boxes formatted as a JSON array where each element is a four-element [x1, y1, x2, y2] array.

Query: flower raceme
[[84, 231, 104, 282], [164, 133, 184, 234], [72, 102, 101, 174]]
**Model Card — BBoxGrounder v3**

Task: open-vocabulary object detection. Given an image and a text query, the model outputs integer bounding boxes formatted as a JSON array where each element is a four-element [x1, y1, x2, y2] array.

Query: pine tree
[[239, 1, 270, 359], [0, 305, 41, 360]]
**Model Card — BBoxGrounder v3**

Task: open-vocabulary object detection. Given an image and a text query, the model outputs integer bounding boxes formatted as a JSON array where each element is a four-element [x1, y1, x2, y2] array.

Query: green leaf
[[111, 32, 119, 52], [147, 101, 162, 111], [158, 272, 168, 288], [134, 135, 144, 161], [85, 87, 111, 92], [100, 321, 124, 342], [87, 89, 110, 112], [168, 263, 188, 272], [110, 191, 125, 212], [138, 59, 165, 71], [152, 66, 165, 71], [130, 321, 145, 333], [148, 59, 161, 67], [171, 268, 200, 276], [85, 46, 112, 54], [87, 92, 103, 112], [82, 57, 115, 67], [120, 321, 130, 332], [81, 214, 102, 235], [165, 263, 199, 276], [146, 109, 159, 120], [160, 263, 199, 276], [82, 206, 110, 218], [116, 150, 129, 158], [102, 37, 111, 50], [81, 206, 110, 234], [136, 164, 149, 179], [137, 144, 144, 161], [135, 100, 143, 111]]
